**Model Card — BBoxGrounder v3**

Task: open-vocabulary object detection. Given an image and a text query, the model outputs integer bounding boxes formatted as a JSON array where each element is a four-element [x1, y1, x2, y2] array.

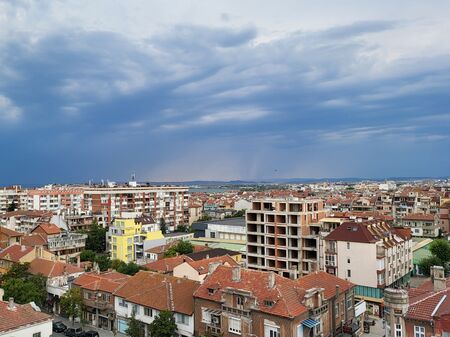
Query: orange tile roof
[[32, 223, 61, 235], [73, 271, 129, 293], [195, 266, 309, 318], [0, 226, 22, 237], [114, 271, 199, 315], [144, 255, 193, 273], [0, 244, 33, 262], [295, 271, 355, 300], [21, 233, 48, 246], [29, 258, 84, 278], [0, 300, 52, 334], [402, 213, 435, 221], [186, 255, 238, 275]]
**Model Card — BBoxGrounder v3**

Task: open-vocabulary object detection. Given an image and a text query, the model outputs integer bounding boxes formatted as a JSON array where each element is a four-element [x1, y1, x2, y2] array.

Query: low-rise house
[[400, 213, 440, 237], [144, 255, 193, 275], [0, 292, 53, 337], [0, 243, 53, 273], [29, 258, 85, 314], [0, 226, 22, 249], [173, 255, 238, 283], [72, 270, 129, 331], [114, 271, 200, 337], [384, 266, 450, 337], [194, 265, 357, 337]]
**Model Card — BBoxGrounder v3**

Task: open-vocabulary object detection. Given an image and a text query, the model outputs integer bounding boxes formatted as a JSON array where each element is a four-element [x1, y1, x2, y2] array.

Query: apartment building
[[108, 218, 164, 262], [194, 265, 357, 337], [114, 271, 200, 337], [0, 210, 53, 233], [83, 185, 189, 227], [26, 188, 84, 215], [0, 185, 25, 213], [324, 220, 412, 316], [400, 213, 440, 237], [246, 198, 325, 278]]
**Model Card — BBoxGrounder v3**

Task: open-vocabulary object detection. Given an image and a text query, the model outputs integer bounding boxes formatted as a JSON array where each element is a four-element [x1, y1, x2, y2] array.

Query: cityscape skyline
[[1, 0, 449, 182]]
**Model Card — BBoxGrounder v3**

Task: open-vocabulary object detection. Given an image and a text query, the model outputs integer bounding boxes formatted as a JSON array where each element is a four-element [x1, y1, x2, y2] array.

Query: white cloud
[[162, 107, 269, 129], [0, 95, 22, 123]]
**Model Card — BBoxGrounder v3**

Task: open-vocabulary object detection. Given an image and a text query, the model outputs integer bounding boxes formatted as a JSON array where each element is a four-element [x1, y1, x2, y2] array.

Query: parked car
[[53, 321, 67, 333], [64, 327, 84, 337], [83, 331, 100, 337]]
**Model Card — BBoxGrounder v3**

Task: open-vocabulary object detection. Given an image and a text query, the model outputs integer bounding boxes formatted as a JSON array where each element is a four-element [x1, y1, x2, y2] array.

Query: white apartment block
[[0, 186, 26, 213], [246, 198, 325, 278], [26, 188, 84, 215], [324, 220, 412, 316]]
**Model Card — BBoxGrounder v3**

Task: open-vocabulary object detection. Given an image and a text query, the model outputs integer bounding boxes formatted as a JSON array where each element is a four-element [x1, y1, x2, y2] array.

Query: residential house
[[173, 255, 238, 282], [187, 248, 242, 263], [0, 243, 53, 273], [144, 255, 193, 275], [0, 292, 53, 337], [72, 271, 130, 331], [0, 226, 22, 249], [114, 271, 200, 337], [28, 258, 85, 314], [384, 266, 450, 337], [400, 213, 440, 237], [194, 265, 357, 337]]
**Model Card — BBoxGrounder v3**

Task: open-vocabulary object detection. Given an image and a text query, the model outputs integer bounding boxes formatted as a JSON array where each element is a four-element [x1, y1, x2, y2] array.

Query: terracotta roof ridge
[[410, 289, 450, 307]]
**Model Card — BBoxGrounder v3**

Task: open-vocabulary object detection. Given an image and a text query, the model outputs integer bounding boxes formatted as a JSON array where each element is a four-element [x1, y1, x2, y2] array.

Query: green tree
[[159, 217, 168, 234], [148, 311, 177, 337], [126, 310, 145, 337], [1, 263, 47, 307], [84, 222, 107, 253], [94, 255, 111, 271], [175, 240, 193, 255], [60, 287, 84, 326], [429, 239, 450, 263], [80, 249, 96, 262], [418, 255, 443, 276], [176, 224, 190, 233], [7, 201, 17, 212], [111, 260, 141, 276], [197, 214, 212, 222]]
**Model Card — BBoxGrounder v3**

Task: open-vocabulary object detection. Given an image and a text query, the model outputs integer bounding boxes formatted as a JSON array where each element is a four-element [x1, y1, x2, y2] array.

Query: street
[[51, 316, 125, 337]]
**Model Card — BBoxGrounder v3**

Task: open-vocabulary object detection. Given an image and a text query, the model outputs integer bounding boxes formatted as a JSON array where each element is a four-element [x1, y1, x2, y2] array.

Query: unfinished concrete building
[[246, 198, 325, 278]]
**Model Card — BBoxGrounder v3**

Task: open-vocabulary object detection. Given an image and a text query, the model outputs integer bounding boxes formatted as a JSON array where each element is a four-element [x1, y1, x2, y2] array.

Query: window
[[395, 324, 402, 337], [264, 300, 274, 308], [202, 308, 211, 323], [347, 269, 351, 278], [335, 303, 339, 318], [33, 333, 41, 337], [414, 326, 425, 337], [176, 313, 189, 325], [132, 304, 139, 314], [144, 307, 153, 317], [347, 258, 350, 263], [347, 242, 350, 249], [229, 317, 241, 334], [264, 324, 280, 337], [237, 296, 245, 308], [346, 296, 353, 310], [118, 298, 128, 307]]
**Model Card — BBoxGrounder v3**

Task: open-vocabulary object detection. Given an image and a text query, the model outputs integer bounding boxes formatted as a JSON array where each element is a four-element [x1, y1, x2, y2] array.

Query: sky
[[0, 0, 449, 184]]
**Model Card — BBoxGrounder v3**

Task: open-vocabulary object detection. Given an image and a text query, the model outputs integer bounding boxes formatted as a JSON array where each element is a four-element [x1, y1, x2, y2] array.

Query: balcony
[[310, 303, 328, 316], [83, 299, 111, 310]]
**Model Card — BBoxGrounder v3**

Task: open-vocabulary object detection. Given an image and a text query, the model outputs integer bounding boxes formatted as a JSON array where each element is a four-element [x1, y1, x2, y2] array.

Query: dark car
[[53, 321, 67, 333], [83, 331, 100, 337], [64, 327, 84, 337]]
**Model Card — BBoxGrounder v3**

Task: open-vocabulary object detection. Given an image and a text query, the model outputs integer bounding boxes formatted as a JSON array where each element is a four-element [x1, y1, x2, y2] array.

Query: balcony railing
[[83, 299, 111, 310]]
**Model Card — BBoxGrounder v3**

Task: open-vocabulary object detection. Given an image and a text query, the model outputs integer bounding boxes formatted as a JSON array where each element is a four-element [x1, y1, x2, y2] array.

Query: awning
[[302, 318, 320, 328]]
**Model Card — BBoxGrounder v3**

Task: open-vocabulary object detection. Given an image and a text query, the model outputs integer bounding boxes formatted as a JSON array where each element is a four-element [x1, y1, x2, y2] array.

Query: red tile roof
[[0, 244, 33, 262], [29, 258, 84, 278], [402, 213, 435, 221], [0, 300, 52, 334], [21, 233, 48, 246], [32, 223, 61, 235], [73, 271, 129, 293], [0, 226, 22, 237], [295, 271, 355, 300], [185, 255, 238, 275], [114, 271, 200, 315], [144, 255, 193, 273], [195, 266, 309, 318]]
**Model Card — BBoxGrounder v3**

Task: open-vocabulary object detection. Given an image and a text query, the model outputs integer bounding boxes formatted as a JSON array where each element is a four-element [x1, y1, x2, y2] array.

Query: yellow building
[[109, 218, 164, 262]]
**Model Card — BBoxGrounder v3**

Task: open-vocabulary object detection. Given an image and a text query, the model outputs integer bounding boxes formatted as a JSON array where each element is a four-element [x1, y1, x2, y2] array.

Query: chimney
[[268, 272, 276, 289], [431, 265, 446, 292], [206, 254, 210, 259], [231, 266, 241, 282], [208, 262, 221, 275], [0, 288, 4, 301], [21, 245, 26, 252], [335, 285, 340, 298], [8, 297, 16, 311]]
